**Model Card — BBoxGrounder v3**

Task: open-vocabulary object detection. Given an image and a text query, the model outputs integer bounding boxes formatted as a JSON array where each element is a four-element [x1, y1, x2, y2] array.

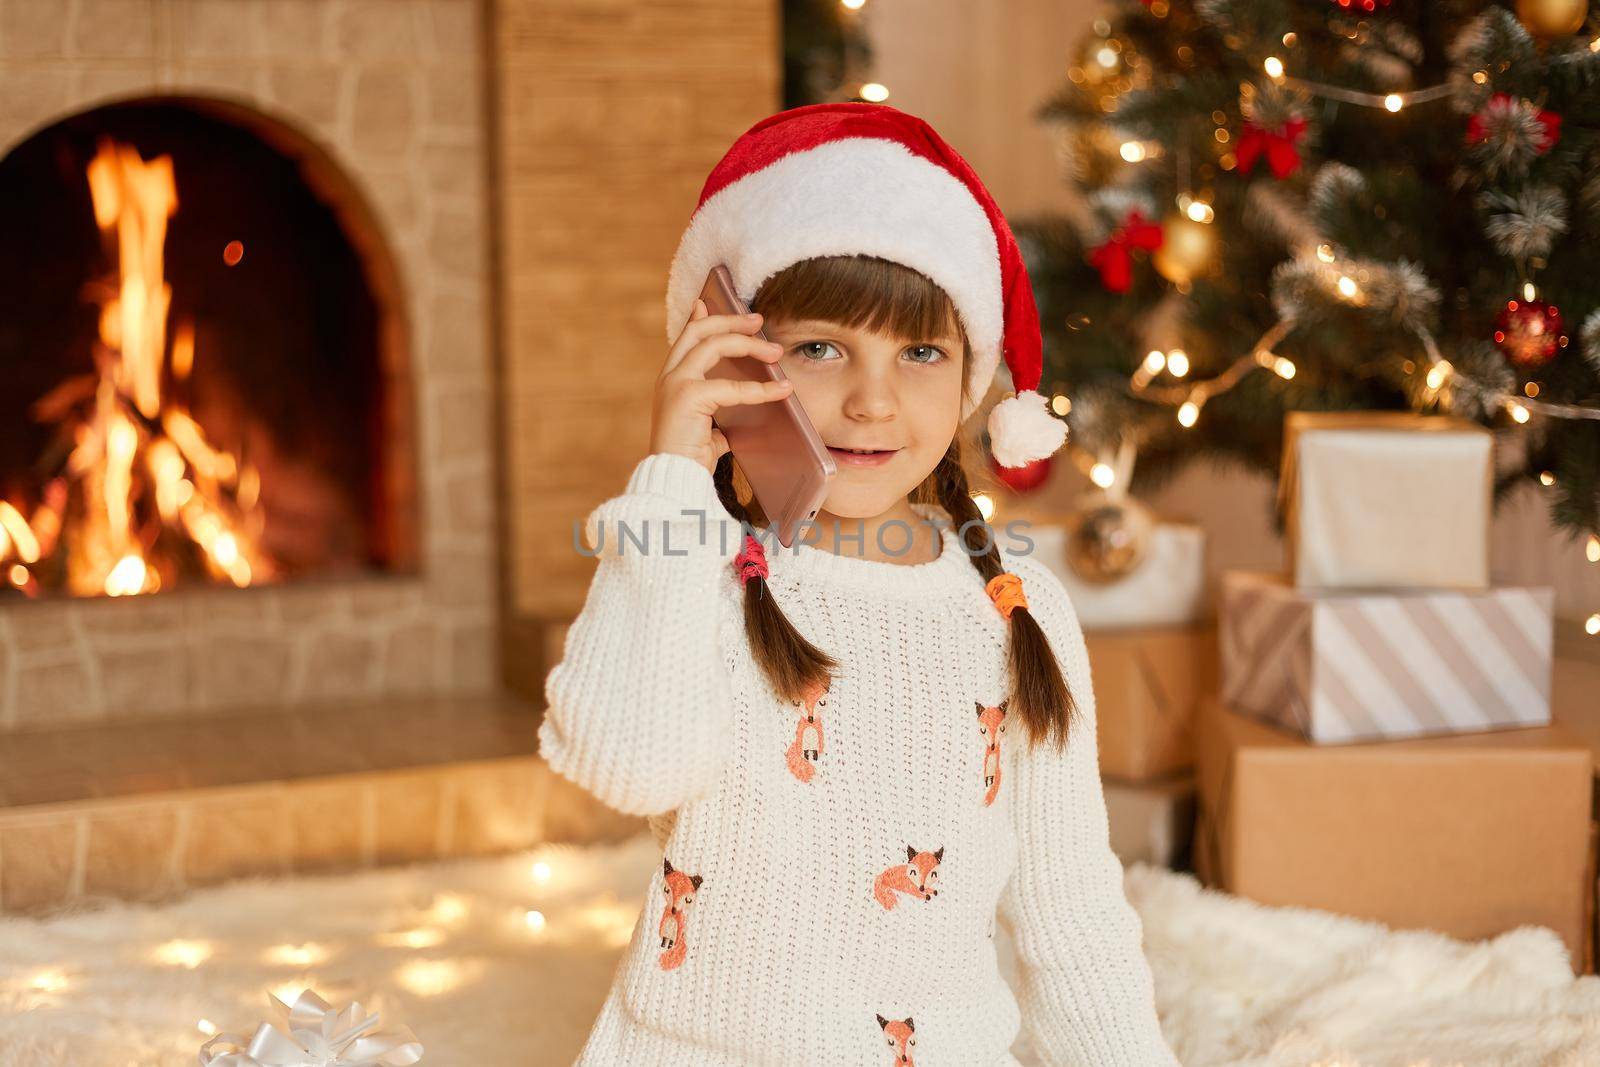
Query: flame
[[0, 137, 278, 597]]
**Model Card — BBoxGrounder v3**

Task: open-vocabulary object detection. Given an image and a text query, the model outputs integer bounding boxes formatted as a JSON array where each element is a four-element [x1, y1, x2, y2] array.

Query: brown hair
[[710, 254, 1079, 754]]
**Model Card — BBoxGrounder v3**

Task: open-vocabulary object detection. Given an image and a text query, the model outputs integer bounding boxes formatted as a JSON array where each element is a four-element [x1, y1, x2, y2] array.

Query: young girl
[[538, 102, 1181, 1067]]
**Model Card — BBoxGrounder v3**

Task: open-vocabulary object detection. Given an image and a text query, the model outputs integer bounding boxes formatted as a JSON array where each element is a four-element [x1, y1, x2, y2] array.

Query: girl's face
[[762, 314, 965, 520]]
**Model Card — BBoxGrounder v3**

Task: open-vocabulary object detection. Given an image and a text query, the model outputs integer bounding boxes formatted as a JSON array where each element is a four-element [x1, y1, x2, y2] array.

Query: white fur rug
[[1, 830, 1596, 1066]]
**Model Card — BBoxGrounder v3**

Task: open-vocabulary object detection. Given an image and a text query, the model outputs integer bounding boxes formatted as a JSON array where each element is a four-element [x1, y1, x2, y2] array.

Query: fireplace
[[0, 1, 497, 733], [0, 96, 417, 598]]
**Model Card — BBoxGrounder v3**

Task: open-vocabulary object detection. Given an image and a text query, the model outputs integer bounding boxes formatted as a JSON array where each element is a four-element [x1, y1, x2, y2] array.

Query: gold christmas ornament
[[1152, 212, 1217, 286], [1063, 493, 1155, 582], [1516, 0, 1588, 37]]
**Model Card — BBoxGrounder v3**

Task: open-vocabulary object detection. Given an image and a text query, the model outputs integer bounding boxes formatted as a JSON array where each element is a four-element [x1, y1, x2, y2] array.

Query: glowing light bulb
[[153, 940, 212, 968], [1143, 350, 1167, 373], [1177, 400, 1200, 427], [1316, 244, 1335, 263], [1426, 361, 1452, 390], [1587, 613, 1600, 636], [1336, 275, 1359, 299], [30, 969, 68, 992], [1263, 56, 1284, 78], [1539, 470, 1556, 486], [1050, 393, 1072, 416], [1167, 350, 1191, 377], [1185, 199, 1214, 223], [1090, 463, 1115, 488], [531, 860, 552, 882], [841, 0, 865, 8], [1272, 356, 1295, 379], [1522, 281, 1537, 301], [1585, 535, 1599, 563], [1120, 141, 1147, 162], [859, 82, 889, 102], [1506, 400, 1530, 423], [1384, 94, 1403, 112], [525, 909, 547, 931]]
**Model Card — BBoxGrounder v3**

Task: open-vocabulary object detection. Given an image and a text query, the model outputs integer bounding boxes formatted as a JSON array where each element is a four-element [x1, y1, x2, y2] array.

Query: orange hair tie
[[985, 572, 1028, 621]]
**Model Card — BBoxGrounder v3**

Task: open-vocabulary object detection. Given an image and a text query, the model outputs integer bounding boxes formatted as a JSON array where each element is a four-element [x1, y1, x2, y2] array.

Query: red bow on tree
[[1236, 116, 1308, 179], [1465, 92, 1561, 154], [1088, 210, 1164, 293]]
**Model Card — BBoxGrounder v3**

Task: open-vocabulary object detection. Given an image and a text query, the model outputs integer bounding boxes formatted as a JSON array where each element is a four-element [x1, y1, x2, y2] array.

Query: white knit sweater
[[538, 452, 1181, 1067]]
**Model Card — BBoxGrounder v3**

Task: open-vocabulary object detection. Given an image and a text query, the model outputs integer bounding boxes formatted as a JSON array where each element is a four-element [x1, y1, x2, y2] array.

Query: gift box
[[1277, 410, 1492, 590], [1029, 520, 1206, 627], [1550, 653, 1600, 973], [1194, 695, 1597, 974], [1220, 570, 1553, 743], [1103, 772, 1196, 869], [1086, 623, 1217, 781]]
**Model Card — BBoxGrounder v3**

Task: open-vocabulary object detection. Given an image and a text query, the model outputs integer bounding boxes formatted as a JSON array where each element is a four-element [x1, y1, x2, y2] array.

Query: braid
[[714, 453, 838, 704], [929, 438, 1078, 754]]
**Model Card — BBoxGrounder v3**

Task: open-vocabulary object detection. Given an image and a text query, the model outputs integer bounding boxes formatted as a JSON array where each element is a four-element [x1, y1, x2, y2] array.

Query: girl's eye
[[794, 341, 840, 361], [904, 344, 946, 364]]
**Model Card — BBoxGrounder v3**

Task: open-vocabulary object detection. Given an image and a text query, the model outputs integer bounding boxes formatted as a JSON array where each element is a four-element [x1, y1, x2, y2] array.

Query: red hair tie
[[985, 572, 1027, 621], [735, 534, 769, 586]]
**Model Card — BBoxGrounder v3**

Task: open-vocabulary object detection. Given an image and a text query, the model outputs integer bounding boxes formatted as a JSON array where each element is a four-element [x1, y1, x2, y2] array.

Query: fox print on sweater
[[537, 451, 1182, 1067]]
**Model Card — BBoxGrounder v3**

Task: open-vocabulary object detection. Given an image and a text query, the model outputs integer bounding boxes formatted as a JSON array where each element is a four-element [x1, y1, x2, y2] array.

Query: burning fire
[[0, 137, 277, 597]]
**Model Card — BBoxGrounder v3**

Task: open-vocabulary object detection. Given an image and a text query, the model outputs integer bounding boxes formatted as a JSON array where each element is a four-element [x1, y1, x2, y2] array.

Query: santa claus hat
[[664, 101, 1067, 469]]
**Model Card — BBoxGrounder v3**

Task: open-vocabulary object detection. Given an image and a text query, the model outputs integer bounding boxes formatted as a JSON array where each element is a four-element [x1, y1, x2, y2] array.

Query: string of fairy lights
[[819, 0, 1600, 633], [1053, 24, 1600, 635]]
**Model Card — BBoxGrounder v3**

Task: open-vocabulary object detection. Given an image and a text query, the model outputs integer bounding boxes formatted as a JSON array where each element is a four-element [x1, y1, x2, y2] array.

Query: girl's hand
[[650, 298, 791, 475]]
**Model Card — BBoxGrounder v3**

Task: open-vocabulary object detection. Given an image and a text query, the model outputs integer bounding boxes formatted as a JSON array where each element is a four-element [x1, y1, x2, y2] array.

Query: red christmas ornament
[[1330, 0, 1392, 9], [1087, 210, 1164, 293], [1466, 93, 1561, 154], [1493, 298, 1568, 368], [990, 453, 1053, 493], [1236, 116, 1308, 179]]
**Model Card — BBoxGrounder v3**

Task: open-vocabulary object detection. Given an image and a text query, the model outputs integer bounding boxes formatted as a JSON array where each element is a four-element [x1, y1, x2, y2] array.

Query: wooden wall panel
[[491, 0, 778, 697]]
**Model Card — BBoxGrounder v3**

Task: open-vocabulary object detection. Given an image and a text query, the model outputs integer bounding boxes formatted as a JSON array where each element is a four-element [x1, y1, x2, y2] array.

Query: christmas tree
[[1015, 1, 1600, 570]]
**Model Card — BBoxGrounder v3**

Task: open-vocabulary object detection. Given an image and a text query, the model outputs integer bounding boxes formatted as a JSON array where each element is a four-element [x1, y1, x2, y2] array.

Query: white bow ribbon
[[198, 988, 424, 1067]]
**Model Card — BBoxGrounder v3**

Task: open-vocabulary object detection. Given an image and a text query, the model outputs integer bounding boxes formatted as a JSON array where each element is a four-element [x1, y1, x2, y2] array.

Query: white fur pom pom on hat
[[665, 101, 1068, 469], [986, 390, 1069, 469]]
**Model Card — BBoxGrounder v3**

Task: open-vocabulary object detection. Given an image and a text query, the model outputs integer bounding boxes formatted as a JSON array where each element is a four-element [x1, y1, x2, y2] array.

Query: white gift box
[[1104, 773, 1196, 868], [1277, 411, 1492, 591], [1220, 570, 1554, 744], [1024, 520, 1206, 627]]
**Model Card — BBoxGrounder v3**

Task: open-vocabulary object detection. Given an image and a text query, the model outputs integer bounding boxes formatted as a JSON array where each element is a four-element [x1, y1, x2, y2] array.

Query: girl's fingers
[[710, 426, 731, 461], [683, 376, 792, 412], [664, 308, 765, 375], [676, 330, 786, 380]]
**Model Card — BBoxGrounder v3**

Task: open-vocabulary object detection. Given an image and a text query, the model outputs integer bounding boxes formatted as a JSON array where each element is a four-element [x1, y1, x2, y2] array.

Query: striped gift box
[[1220, 570, 1554, 743]]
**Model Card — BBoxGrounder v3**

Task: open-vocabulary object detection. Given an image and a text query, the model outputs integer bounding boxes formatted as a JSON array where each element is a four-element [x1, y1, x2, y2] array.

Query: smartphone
[[699, 264, 835, 549]]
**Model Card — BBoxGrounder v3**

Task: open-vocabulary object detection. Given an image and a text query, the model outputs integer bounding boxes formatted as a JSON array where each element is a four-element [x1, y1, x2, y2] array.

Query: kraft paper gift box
[[1220, 569, 1553, 743], [1028, 521, 1206, 627], [1086, 623, 1217, 781], [1194, 695, 1597, 974], [1549, 654, 1600, 974], [1277, 410, 1492, 590]]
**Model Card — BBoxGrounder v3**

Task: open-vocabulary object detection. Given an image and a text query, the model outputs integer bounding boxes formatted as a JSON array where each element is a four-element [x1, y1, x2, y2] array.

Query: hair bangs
[[750, 254, 967, 351]]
